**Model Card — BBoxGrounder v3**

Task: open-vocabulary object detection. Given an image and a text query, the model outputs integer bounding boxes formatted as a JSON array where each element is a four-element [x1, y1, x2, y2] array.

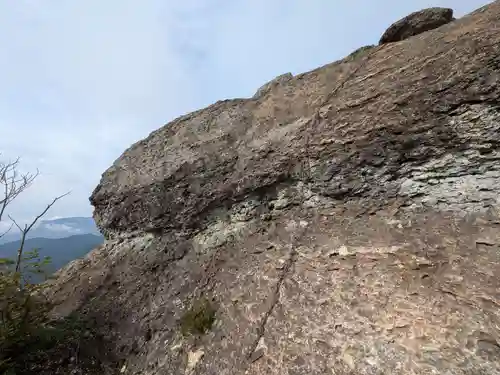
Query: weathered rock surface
[[253, 72, 293, 98], [48, 2, 500, 374], [379, 7, 454, 44]]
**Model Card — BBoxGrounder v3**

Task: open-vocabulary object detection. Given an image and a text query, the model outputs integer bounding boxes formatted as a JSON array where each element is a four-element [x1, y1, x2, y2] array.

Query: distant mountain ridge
[[0, 216, 101, 244], [0, 233, 104, 282], [0, 217, 103, 282]]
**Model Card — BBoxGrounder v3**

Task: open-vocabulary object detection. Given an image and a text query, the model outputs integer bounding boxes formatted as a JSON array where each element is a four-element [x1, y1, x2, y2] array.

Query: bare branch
[[14, 228, 28, 274], [25, 191, 70, 234], [8, 216, 24, 233], [0, 155, 39, 223], [0, 222, 13, 239], [0, 170, 10, 222], [8, 191, 70, 273], [0, 154, 69, 276]]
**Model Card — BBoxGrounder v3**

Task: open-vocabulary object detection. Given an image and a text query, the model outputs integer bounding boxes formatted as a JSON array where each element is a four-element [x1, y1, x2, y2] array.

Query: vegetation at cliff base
[[0, 155, 106, 374]]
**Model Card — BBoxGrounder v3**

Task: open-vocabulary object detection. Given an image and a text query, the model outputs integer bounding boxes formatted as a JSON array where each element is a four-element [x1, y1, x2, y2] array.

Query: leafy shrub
[[0, 252, 107, 374], [0, 250, 53, 373]]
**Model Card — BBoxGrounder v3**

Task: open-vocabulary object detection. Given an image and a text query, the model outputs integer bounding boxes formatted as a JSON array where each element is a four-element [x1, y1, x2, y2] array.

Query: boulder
[[46, 2, 500, 374], [379, 7, 454, 44]]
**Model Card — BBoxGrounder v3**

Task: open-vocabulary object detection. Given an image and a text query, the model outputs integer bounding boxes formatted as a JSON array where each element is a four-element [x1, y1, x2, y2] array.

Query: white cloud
[[42, 223, 82, 234], [0, 0, 491, 223]]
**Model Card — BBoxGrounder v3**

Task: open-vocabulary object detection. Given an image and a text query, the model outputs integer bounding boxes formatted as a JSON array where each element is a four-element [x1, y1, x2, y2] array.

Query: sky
[[0, 0, 491, 226]]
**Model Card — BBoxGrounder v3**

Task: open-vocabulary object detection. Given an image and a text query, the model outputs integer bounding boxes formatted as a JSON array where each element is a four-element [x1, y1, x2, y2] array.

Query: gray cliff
[[47, 3, 500, 374]]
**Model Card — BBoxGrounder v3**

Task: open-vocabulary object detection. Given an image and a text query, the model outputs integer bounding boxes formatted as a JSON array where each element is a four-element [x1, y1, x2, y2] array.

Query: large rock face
[[379, 7, 454, 44], [48, 2, 500, 374]]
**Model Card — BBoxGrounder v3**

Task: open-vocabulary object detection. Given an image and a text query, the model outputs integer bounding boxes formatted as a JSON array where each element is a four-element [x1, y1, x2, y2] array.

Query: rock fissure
[[246, 244, 298, 364]]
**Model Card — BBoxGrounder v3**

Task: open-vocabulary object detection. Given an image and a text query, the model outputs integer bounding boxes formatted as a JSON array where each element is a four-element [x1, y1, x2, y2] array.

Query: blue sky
[[0, 0, 491, 226]]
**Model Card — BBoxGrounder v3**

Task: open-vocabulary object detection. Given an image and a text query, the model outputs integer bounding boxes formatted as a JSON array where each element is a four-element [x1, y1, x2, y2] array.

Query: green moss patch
[[180, 298, 216, 336]]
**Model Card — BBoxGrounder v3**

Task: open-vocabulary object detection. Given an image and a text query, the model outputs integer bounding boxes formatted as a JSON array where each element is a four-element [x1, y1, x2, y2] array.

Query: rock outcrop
[[253, 72, 293, 99], [379, 7, 454, 44], [48, 2, 500, 374]]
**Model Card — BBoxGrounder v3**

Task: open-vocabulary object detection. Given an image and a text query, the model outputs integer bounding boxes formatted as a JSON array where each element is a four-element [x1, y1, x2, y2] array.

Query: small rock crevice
[[246, 244, 298, 364]]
